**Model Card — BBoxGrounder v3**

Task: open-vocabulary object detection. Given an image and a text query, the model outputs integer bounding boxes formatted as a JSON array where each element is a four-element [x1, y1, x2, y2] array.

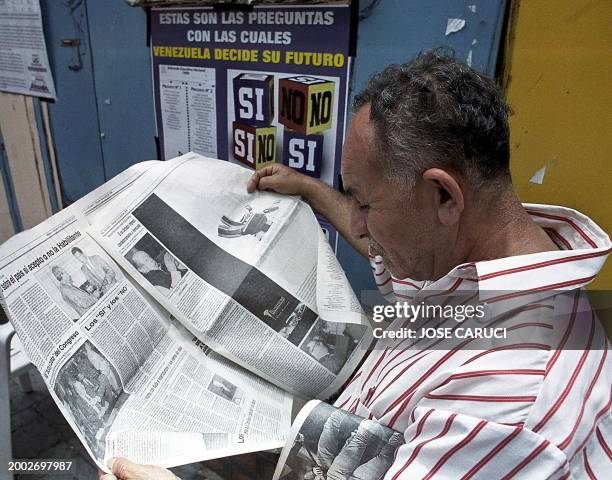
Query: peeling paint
[[445, 18, 466, 36], [466, 49, 473, 66], [529, 166, 547, 185], [468, 5, 477, 13]]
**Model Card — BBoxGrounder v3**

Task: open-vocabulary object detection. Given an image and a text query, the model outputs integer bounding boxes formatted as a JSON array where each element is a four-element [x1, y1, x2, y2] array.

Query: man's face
[[73, 251, 86, 264], [132, 250, 158, 273], [341, 106, 445, 281], [54, 267, 71, 284]]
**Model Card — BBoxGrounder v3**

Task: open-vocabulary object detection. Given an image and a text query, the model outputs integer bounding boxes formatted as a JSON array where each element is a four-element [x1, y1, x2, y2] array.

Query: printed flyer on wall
[[0, 0, 56, 99]]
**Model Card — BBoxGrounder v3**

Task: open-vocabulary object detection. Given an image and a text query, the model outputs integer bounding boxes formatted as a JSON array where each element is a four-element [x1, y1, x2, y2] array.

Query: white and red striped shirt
[[336, 204, 611, 479]]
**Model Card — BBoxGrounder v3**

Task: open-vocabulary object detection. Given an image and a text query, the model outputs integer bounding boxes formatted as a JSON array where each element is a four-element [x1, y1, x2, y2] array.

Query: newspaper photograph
[[217, 198, 282, 242], [90, 153, 372, 399], [40, 238, 118, 320], [54, 340, 124, 459], [126, 233, 188, 297], [273, 400, 405, 480]]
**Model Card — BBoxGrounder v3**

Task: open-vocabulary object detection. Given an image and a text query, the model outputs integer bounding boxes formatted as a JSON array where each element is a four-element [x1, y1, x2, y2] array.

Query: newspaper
[[273, 400, 405, 480], [0, 153, 372, 471]]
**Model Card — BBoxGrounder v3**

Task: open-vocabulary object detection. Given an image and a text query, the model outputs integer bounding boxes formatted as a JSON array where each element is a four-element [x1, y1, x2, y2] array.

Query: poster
[[150, 3, 353, 196], [0, 0, 56, 99]]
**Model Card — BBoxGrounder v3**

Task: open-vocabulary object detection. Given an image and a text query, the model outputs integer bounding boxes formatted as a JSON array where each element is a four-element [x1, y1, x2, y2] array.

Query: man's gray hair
[[353, 49, 511, 190]]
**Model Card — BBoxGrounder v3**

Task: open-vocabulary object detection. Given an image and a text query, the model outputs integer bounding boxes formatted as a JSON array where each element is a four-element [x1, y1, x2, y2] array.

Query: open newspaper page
[[0, 161, 292, 471], [273, 400, 405, 480], [90, 153, 373, 400]]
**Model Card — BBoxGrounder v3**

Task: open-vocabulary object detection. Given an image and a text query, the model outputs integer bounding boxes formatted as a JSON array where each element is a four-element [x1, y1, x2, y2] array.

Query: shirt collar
[[443, 203, 611, 302]]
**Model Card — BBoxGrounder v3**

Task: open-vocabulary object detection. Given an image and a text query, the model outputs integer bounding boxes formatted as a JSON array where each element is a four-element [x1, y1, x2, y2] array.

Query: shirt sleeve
[[384, 408, 567, 480]]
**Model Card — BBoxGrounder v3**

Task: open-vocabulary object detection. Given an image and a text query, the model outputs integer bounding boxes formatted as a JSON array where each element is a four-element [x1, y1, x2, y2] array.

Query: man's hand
[[246, 163, 369, 259], [98, 457, 178, 480], [163, 252, 178, 272], [246, 164, 312, 197]]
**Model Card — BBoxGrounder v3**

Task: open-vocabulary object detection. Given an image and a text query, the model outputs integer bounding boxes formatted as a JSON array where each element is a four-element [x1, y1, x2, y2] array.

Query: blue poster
[[150, 4, 353, 193]]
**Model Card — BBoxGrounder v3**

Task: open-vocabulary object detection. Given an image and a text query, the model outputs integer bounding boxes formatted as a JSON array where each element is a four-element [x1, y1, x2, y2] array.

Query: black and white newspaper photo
[[207, 373, 242, 403], [126, 233, 188, 297], [217, 199, 282, 242], [37, 237, 118, 320], [273, 401, 405, 480], [299, 321, 365, 375], [54, 341, 124, 459]]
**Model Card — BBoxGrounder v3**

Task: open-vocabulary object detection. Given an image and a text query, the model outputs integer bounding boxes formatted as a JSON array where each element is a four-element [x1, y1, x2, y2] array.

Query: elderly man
[[102, 52, 610, 479], [52, 265, 98, 317], [128, 248, 186, 296]]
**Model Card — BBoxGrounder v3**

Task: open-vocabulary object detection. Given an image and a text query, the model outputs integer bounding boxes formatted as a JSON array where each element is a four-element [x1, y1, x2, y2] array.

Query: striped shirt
[[335, 203, 611, 479]]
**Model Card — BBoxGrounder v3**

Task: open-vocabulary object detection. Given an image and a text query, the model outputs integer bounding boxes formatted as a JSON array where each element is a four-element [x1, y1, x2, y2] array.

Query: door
[[40, 0, 157, 205]]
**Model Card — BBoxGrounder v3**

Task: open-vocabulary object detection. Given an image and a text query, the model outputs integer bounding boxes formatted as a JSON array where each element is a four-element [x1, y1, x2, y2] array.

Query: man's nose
[[350, 202, 369, 240]]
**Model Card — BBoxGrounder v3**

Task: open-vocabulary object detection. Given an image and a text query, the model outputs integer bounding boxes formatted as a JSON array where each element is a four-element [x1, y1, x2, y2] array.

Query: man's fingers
[[257, 175, 281, 192], [247, 165, 281, 193], [257, 165, 277, 178], [109, 457, 144, 479], [107, 457, 177, 480], [246, 171, 260, 193]]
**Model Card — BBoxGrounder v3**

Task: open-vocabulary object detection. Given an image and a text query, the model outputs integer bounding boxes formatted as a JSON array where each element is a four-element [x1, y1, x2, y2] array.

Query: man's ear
[[422, 168, 464, 225]]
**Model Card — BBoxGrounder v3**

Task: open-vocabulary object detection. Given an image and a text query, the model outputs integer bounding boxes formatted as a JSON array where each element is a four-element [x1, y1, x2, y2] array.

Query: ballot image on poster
[[226, 69, 339, 184], [158, 64, 217, 160]]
